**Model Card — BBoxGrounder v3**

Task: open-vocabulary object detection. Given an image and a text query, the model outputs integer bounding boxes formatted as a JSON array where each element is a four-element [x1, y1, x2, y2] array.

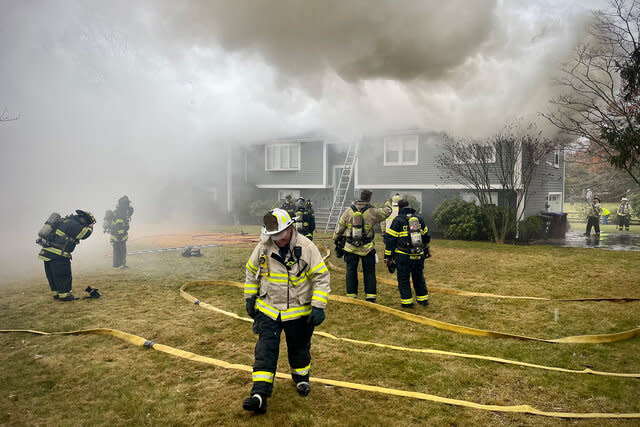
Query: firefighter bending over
[[294, 197, 316, 240], [37, 210, 96, 301], [333, 189, 392, 303], [384, 199, 431, 308], [243, 208, 330, 414]]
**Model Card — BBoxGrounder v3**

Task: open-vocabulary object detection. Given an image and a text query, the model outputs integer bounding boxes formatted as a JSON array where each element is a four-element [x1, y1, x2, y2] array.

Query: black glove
[[425, 247, 431, 259], [245, 296, 257, 318], [334, 245, 344, 258], [384, 256, 396, 273], [387, 261, 396, 274], [307, 307, 325, 326]]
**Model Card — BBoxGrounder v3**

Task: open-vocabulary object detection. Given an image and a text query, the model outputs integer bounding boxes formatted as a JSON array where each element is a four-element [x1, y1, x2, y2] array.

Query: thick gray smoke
[[0, 0, 605, 281]]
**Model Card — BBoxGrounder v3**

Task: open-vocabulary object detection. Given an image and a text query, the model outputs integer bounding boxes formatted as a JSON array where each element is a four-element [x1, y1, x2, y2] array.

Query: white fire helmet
[[262, 208, 294, 240]]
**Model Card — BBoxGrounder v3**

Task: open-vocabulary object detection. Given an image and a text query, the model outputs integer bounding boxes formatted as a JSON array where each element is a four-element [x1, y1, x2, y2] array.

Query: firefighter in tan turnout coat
[[242, 208, 330, 414], [333, 189, 392, 302]]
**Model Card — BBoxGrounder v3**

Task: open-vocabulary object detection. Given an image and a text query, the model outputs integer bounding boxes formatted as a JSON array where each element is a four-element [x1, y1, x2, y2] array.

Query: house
[[236, 129, 565, 232]]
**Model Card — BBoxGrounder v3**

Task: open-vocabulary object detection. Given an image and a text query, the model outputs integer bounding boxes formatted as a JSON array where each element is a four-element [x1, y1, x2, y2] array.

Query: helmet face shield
[[263, 212, 280, 232], [262, 208, 294, 236]]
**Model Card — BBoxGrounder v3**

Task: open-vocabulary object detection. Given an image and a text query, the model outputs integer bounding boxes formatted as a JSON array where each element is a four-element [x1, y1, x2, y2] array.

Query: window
[[547, 192, 562, 212], [454, 144, 496, 164], [384, 135, 418, 166], [461, 191, 498, 205], [278, 190, 300, 200], [553, 148, 560, 168], [265, 143, 300, 171]]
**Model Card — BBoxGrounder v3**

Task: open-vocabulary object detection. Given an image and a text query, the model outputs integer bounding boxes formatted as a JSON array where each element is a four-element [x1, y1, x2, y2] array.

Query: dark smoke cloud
[[162, 0, 497, 82]]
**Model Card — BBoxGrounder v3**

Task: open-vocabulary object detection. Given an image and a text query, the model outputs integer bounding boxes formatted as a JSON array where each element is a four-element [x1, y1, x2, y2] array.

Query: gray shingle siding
[[523, 149, 564, 217], [357, 132, 449, 187]]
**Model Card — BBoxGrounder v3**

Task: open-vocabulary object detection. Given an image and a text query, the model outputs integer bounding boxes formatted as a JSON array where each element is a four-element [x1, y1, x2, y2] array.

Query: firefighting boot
[[296, 381, 311, 397], [242, 394, 267, 414]]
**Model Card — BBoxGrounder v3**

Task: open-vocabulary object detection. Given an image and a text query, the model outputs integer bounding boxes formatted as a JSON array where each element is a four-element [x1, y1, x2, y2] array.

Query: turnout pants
[[395, 253, 429, 306], [618, 215, 630, 230], [344, 250, 377, 301], [251, 312, 314, 397], [44, 259, 72, 295], [112, 241, 127, 267], [586, 217, 600, 236]]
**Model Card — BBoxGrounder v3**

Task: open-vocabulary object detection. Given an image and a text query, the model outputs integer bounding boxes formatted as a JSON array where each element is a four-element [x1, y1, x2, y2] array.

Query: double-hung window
[[384, 135, 419, 166], [454, 143, 496, 164], [265, 143, 300, 171]]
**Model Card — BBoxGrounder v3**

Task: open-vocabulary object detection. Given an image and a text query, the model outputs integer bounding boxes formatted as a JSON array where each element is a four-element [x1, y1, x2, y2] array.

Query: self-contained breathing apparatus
[[408, 215, 423, 252], [295, 210, 305, 233], [36, 213, 63, 247], [348, 205, 369, 247]]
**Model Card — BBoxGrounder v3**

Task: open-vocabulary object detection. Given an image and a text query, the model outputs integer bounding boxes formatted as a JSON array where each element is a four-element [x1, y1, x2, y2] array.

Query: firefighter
[[617, 197, 632, 231], [294, 197, 316, 240], [110, 195, 134, 268], [333, 189, 392, 303], [242, 208, 330, 414], [384, 199, 431, 308], [281, 194, 295, 218], [585, 196, 602, 237], [37, 210, 96, 301]]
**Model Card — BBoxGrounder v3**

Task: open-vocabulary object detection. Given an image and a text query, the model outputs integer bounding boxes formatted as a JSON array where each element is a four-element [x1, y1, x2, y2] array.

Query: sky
[[0, 0, 608, 280]]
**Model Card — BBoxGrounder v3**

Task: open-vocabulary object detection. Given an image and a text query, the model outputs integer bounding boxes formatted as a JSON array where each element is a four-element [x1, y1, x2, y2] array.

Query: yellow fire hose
[[182, 280, 640, 344], [180, 281, 640, 378], [2, 324, 638, 419], [325, 261, 640, 302]]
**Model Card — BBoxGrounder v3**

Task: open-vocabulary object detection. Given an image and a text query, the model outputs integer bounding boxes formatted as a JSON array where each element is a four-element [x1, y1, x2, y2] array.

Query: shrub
[[248, 200, 280, 217], [518, 215, 544, 242], [628, 192, 640, 219], [433, 199, 492, 241]]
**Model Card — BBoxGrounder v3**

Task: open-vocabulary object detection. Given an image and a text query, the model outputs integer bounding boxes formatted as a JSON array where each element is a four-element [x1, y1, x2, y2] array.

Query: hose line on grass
[[1, 327, 638, 419], [325, 261, 640, 302]]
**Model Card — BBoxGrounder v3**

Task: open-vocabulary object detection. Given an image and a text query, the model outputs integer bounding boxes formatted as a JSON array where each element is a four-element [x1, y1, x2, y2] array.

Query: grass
[[1, 227, 640, 426]]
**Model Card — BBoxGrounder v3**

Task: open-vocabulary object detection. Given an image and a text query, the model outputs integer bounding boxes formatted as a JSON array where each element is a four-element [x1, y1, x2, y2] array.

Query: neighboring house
[[237, 130, 565, 231]]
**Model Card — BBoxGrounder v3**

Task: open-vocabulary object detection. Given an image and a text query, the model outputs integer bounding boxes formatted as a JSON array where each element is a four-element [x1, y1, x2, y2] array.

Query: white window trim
[[383, 135, 419, 166], [265, 142, 301, 171]]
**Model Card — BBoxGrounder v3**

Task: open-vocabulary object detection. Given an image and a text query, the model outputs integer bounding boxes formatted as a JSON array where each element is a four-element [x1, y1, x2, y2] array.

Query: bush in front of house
[[433, 199, 492, 241], [518, 215, 545, 242], [629, 192, 640, 219], [248, 200, 281, 218]]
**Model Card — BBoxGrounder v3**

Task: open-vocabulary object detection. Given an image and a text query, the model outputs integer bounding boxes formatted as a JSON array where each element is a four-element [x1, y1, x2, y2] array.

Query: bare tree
[[437, 123, 556, 244], [544, 0, 640, 185]]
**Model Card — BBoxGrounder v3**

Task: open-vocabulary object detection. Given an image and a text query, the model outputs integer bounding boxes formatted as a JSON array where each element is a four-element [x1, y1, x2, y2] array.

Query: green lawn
[[1, 228, 639, 426]]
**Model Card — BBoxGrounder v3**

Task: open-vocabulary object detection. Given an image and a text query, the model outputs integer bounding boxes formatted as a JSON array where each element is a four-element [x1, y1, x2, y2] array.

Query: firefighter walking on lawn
[[384, 199, 431, 308], [242, 208, 330, 414], [333, 189, 392, 303]]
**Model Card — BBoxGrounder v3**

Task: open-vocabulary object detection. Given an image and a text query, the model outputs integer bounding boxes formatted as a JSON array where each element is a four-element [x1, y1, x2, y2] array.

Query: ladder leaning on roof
[[325, 140, 360, 233]]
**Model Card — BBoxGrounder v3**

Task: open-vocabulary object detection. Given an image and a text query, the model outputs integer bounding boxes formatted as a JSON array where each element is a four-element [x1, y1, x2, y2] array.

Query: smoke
[[0, 0, 605, 281]]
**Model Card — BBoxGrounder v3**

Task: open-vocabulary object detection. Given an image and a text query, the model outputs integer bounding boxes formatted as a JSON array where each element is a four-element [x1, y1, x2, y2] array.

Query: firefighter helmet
[[262, 208, 294, 237], [75, 209, 96, 225]]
